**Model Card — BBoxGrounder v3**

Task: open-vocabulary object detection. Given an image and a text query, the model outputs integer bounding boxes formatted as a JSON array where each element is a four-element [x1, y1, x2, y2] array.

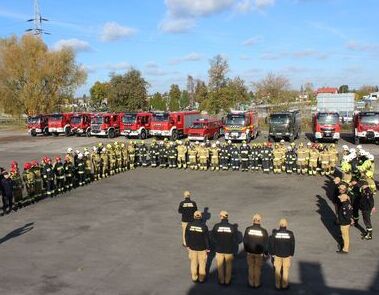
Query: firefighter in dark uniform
[[269, 218, 295, 290], [168, 142, 178, 168], [31, 160, 43, 200], [76, 153, 86, 186], [250, 144, 259, 171], [230, 143, 240, 170], [127, 142, 136, 170], [1, 171, 13, 215], [140, 141, 149, 167], [150, 140, 159, 167], [211, 211, 237, 286], [64, 155, 74, 191], [285, 146, 297, 174], [22, 162, 35, 205], [240, 141, 250, 172], [261, 142, 272, 174], [54, 156, 65, 194], [359, 181, 375, 240], [220, 143, 229, 170], [348, 178, 360, 225], [185, 211, 210, 283], [43, 157, 56, 197], [337, 193, 353, 254], [158, 141, 168, 168], [243, 213, 269, 288], [10, 165, 23, 209], [178, 191, 197, 246]]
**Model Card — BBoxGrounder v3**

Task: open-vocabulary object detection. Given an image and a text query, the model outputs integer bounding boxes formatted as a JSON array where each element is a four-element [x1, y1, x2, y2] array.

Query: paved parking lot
[[0, 130, 378, 295]]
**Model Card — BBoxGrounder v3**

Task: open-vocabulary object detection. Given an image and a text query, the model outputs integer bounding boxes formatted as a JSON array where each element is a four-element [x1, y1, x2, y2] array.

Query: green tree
[[89, 81, 109, 110], [180, 90, 190, 110], [168, 84, 180, 111], [107, 68, 149, 112], [339, 84, 349, 93], [194, 80, 208, 104], [355, 85, 378, 100], [149, 92, 166, 111], [208, 55, 229, 91], [0, 34, 86, 115]]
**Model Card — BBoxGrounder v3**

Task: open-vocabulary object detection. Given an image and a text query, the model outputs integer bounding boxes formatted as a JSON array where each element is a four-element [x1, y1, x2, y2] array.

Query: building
[[315, 87, 338, 95]]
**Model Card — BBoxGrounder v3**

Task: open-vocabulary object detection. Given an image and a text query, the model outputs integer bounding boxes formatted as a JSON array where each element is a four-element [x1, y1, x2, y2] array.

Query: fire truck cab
[[353, 111, 379, 144], [70, 113, 93, 137], [27, 114, 49, 136], [187, 118, 224, 141], [150, 111, 201, 141], [90, 113, 121, 138], [312, 112, 340, 143], [224, 110, 259, 142], [121, 112, 152, 139], [48, 113, 73, 136]]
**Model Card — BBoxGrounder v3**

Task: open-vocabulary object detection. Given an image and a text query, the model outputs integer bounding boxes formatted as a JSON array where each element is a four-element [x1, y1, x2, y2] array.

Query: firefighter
[[243, 213, 269, 288], [365, 171, 376, 194], [319, 145, 330, 176], [1, 171, 14, 215], [230, 143, 240, 171], [168, 142, 178, 168], [91, 146, 101, 180], [177, 141, 188, 169], [10, 164, 23, 209], [285, 146, 297, 174], [250, 144, 259, 172], [212, 211, 237, 286], [256, 143, 263, 171], [308, 145, 320, 176], [128, 141, 136, 170], [107, 144, 116, 175], [337, 193, 353, 254], [76, 153, 86, 186], [261, 142, 272, 174], [272, 143, 283, 174], [54, 156, 65, 194], [22, 162, 35, 205], [359, 181, 375, 240], [150, 140, 159, 167], [341, 155, 352, 183], [100, 147, 109, 177], [114, 142, 122, 173], [329, 144, 339, 174], [185, 211, 210, 283], [31, 160, 43, 200], [226, 140, 233, 169], [65, 147, 75, 165], [84, 151, 92, 183], [220, 143, 229, 170], [140, 141, 149, 167], [198, 143, 209, 170], [358, 154, 375, 179], [64, 155, 74, 191], [269, 219, 295, 290], [178, 191, 197, 247], [296, 143, 307, 174], [188, 144, 198, 170], [240, 141, 250, 172], [348, 177, 361, 226], [159, 141, 168, 168], [43, 157, 55, 197], [209, 143, 220, 171], [121, 143, 129, 171], [350, 150, 360, 180]]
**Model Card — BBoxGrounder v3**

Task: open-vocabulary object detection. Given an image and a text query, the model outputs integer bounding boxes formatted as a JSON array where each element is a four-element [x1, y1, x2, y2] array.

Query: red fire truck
[[150, 111, 201, 140], [312, 112, 341, 143], [70, 113, 93, 137], [187, 118, 224, 141], [48, 113, 74, 136], [27, 114, 49, 136], [224, 110, 259, 142], [90, 113, 122, 138], [120, 112, 152, 139], [353, 111, 379, 144]]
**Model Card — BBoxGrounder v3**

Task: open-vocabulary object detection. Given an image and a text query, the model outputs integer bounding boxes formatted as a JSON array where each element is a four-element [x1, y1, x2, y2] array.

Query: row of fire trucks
[[26, 110, 379, 144]]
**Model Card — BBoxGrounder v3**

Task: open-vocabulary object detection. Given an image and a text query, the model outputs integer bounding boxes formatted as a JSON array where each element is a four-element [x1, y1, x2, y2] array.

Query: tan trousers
[[247, 253, 263, 287], [274, 256, 291, 289], [188, 250, 207, 282], [340, 225, 350, 252], [181, 222, 188, 246], [216, 253, 233, 284]]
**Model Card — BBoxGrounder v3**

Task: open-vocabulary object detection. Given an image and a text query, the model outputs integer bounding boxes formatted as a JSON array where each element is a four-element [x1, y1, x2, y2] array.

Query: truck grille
[[367, 131, 375, 139]]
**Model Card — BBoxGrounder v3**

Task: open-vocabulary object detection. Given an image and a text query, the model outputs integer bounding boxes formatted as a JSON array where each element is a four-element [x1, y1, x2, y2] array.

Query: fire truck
[[27, 114, 49, 136], [187, 118, 224, 141], [70, 113, 93, 137], [312, 112, 341, 143], [150, 111, 201, 140], [90, 113, 122, 138], [48, 113, 74, 136], [120, 112, 152, 139], [224, 110, 259, 142], [353, 111, 379, 144]]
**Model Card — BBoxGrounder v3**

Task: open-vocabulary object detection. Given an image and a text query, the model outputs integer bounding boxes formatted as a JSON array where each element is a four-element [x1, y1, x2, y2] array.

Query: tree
[[355, 85, 378, 100], [194, 80, 208, 104], [186, 75, 195, 107], [168, 84, 180, 111], [180, 90, 190, 110], [149, 92, 166, 111], [339, 85, 349, 93], [0, 34, 86, 115], [208, 55, 229, 91], [89, 81, 109, 110], [107, 68, 149, 112]]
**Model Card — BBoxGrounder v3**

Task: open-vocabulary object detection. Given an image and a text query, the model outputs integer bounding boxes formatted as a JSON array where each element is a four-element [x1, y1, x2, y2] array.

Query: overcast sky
[[0, 0, 378, 96]]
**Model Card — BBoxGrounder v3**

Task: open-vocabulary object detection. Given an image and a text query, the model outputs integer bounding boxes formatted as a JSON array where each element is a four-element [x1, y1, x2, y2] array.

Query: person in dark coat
[[1, 171, 14, 215]]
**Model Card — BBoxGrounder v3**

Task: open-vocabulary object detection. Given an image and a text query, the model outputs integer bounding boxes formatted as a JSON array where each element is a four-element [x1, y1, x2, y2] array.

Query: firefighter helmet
[[23, 162, 32, 170]]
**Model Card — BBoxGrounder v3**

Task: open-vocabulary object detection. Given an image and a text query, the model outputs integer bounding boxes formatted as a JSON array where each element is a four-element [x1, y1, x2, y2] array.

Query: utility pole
[[26, 0, 50, 37]]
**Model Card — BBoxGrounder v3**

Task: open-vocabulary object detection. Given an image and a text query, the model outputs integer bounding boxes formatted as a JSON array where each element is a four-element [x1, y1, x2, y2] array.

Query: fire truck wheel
[[354, 137, 360, 145], [139, 130, 147, 140], [65, 127, 71, 136], [171, 130, 178, 141], [53, 132, 59, 137], [289, 135, 294, 142], [86, 129, 91, 137], [334, 139, 338, 144], [108, 129, 115, 139], [267, 136, 272, 142]]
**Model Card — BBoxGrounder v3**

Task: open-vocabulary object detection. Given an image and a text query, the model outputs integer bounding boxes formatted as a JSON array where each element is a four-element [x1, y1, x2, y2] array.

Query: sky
[[0, 0, 378, 96]]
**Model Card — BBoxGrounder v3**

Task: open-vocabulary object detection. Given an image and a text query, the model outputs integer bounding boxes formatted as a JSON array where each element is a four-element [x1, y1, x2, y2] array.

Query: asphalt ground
[[0, 129, 378, 295]]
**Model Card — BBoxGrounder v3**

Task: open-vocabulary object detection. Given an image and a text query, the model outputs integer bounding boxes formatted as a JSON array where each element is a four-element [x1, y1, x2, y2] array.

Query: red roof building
[[316, 87, 339, 95]]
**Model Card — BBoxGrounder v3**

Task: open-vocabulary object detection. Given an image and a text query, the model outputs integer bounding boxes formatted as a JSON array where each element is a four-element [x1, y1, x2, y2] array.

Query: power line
[[26, 0, 50, 37]]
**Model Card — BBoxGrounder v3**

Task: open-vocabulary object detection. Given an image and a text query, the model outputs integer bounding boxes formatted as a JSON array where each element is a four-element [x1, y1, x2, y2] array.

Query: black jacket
[[359, 187, 375, 211], [185, 220, 210, 251], [178, 198, 197, 222], [212, 219, 237, 254], [1, 177, 14, 197], [269, 227, 295, 258], [338, 200, 353, 225], [243, 224, 269, 254]]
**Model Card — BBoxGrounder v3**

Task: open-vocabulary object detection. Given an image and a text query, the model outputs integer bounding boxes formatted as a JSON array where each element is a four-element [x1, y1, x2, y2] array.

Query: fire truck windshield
[[70, 116, 82, 124], [225, 114, 245, 126], [91, 117, 103, 124], [28, 116, 40, 124], [191, 122, 206, 129], [123, 114, 137, 124], [49, 114, 63, 121], [360, 113, 379, 125], [317, 113, 339, 125], [270, 114, 290, 124], [153, 113, 169, 122]]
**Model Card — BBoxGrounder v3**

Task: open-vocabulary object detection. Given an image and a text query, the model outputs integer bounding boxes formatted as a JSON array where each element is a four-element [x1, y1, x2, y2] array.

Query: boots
[[363, 230, 373, 240]]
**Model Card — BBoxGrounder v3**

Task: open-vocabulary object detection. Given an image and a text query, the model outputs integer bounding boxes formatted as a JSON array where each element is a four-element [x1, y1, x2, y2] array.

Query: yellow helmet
[[106, 144, 112, 149], [299, 142, 304, 147]]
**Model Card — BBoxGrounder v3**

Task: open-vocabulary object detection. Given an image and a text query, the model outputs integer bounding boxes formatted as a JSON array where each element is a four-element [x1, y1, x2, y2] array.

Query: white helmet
[[67, 148, 73, 153], [307, 142, 312, 146], [195, 141, 199, 145], [75, 150, 80, 154], [342, 155, 349, 162], [368, 154, 375, 161], [178, 141, 182, 145], [349, 148, 355, 154], [84, 151, 89, 156], [216, 141, 220, 145], [356, 145, 362, 150], [212, 143, 216, 148], [350, 152, 356, 159], [227, 140, 232, 144], [243, 143, 247, 147], [102, 147, 106, 152], [342, 145, 349, 151], [78, 153, 83, 159], [280, 139, 285, 144], [201, 142, 205, 147], [93, 146, 97, 152]]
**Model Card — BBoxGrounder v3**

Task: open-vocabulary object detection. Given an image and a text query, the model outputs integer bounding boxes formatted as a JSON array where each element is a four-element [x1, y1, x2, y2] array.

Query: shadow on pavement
[[0, 222, 34, 245]]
